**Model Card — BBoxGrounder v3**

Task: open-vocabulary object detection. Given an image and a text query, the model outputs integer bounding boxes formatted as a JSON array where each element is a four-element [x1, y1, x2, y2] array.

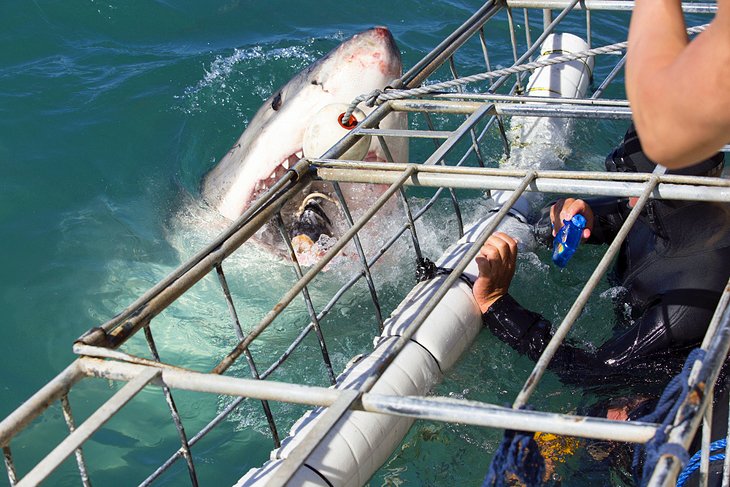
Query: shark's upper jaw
[[250, 151, 302, 203]]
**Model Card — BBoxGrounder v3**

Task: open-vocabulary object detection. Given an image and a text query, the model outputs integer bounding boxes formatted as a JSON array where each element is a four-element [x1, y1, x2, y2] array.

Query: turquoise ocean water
[[0, 1, 670, 485]]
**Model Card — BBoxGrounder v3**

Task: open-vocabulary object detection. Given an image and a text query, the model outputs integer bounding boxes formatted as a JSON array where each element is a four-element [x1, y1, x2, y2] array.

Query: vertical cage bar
[[140, 395, 252, 487], [489, 0, 581, 93], [3, 446, 16, 486], [421, 112, 465, 236], [328, 184, 386, 333], [143, 327, 199, 486], [60, 395, 91, 487], [700, 388, 714, 487], [446, 58, 487, 168], [523, 8, 533, 61], [273, 213, 338, 382], [543, 8, 553, 30], [513, 176, 660, 409], [506, 8, 523, 91], [722, 390, 730, 487], [375, 130, 427, 263], [397, 187, 425, 262], [214, 264, 281, 445], [478, 27, 493, 75], [586, 9, 592, 48]]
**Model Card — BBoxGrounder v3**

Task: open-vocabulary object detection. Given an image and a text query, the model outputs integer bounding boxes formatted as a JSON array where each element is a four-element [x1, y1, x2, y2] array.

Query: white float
[[303, 103, 371, 160]]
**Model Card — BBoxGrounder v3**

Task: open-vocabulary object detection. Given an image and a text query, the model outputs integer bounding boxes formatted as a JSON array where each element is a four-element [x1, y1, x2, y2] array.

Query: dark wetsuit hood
[[605, 123, 725, 176]]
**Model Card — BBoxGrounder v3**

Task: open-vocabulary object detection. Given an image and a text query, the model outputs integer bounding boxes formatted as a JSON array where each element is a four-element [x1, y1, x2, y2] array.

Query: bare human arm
[[626, 0, 730, 168]]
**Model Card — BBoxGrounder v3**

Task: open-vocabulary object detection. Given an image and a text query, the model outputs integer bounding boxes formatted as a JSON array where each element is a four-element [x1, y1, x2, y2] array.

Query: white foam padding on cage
[[379, 276, 481, 372], [495, 32, 594, 214], [235, 458, 326, 486], [236, 217, 495, 486], [236, 337, 441, 487]]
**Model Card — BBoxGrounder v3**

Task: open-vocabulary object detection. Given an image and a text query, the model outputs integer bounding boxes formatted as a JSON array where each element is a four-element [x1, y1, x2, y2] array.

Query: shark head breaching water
[[201, 27, 408, 262]]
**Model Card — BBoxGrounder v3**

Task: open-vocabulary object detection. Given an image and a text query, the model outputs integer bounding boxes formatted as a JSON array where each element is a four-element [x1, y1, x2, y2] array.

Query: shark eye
[[271, 92, 282, 111]]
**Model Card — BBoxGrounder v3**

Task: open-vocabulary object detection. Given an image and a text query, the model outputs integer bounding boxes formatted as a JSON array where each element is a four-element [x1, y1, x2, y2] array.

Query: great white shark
[[201, 27, 407, 261]]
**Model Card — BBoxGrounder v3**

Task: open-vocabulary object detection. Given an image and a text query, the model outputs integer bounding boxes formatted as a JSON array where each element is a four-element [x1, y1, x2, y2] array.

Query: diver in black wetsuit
[[476, 124, 730, 389], [473, 125, 730, 484]]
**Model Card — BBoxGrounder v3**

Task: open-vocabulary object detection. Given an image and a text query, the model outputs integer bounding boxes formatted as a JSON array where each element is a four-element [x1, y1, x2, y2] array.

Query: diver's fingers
[[475, 240, 500, 271], [492, 232, 518, 257], [550, 199, 567, 236], [560, 199, 594, 239], [551, 198, 594, 239], [489, 232, 518, 266], [473, 235, 517, 312]]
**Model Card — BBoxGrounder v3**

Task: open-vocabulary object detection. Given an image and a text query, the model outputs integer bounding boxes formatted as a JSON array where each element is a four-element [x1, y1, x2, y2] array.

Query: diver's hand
[[473, 232, 517, 313], [550, 198, 594, 239]]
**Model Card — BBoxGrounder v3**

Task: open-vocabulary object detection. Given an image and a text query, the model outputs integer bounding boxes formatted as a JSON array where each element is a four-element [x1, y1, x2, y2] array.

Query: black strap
[[415, 257, 475, 287]]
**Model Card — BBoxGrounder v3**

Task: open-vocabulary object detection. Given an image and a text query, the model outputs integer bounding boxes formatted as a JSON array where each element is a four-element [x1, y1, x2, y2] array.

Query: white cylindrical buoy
[[526, 33, 594, 98], [303, 103, 371, 160]]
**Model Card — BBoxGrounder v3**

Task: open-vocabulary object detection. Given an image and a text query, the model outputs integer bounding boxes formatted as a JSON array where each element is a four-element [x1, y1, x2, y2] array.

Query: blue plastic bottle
[[552, 214, 587, 268]]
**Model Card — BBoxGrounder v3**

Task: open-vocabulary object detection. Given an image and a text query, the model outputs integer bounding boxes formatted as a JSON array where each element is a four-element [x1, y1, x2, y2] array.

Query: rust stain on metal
[[687, 383, 705, 405]]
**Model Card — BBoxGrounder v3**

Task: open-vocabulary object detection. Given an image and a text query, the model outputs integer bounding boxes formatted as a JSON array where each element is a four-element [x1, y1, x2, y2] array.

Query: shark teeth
[[253, 151, 303, 197]]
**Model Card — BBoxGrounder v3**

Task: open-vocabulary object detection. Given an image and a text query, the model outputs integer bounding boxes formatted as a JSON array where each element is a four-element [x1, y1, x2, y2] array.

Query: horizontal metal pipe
[[314, 167, 730, 202], [0, 362, 84, 448], [76, 358, 660, 445], [78, 358, 342, 407], [355, 128, 453, 139], [388, 99, 485, 115], [362, 394, 658, 443], [496, 104, 632, 119], [432, 93, 631, 107], [73, 344, 195, 372], [505, 0, 717, 13], [314, 160, 730, 186], [17, 367, 160, 487], [388, 98, 633, 120]]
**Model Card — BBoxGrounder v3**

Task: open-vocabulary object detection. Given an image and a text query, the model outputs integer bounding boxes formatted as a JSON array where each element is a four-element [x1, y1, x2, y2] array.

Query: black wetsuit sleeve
[[534, 197, 630, 247], [481, 293, 552, 362], [482, 294, 665, 385], [482, 293, 608, 384], [482, 292, 714, 388]]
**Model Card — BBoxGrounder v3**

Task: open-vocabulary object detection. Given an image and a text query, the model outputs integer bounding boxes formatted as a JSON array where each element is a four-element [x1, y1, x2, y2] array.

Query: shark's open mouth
[[246, 146, 388, 265], [288, 193, 339, 264], [251, 152, 302, 202]]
